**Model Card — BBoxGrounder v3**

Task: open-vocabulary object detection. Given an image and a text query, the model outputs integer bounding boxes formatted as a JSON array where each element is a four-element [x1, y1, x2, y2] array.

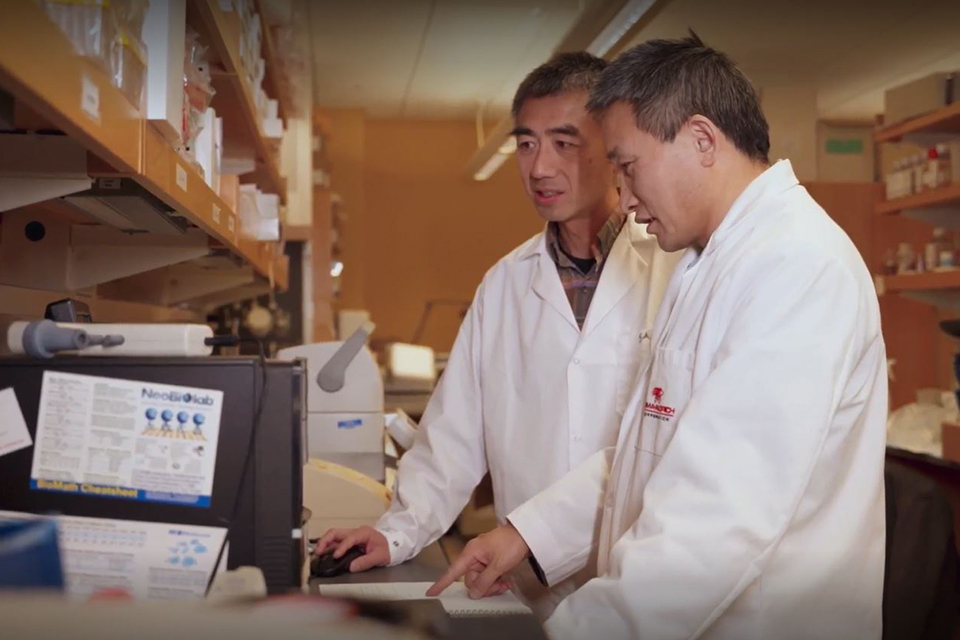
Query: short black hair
[[587, 33, 770, 164], [511, 52, 608, 117]]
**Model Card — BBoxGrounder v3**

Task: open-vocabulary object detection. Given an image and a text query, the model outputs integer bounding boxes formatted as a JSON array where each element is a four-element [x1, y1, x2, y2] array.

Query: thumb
[[349, 547, 389, 573]]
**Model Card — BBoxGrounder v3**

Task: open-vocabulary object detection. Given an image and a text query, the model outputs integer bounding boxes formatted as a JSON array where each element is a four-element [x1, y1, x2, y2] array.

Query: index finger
[[426, 553, 480, 596], [315, 529, 347, 555]]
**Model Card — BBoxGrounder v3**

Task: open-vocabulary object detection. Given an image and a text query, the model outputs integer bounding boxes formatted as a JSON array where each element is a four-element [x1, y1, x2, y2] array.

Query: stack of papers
[[318, 581, 532, 617]]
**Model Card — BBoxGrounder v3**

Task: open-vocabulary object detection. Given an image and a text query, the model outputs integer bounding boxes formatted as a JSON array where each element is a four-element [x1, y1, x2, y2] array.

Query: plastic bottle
[[936, 143, 952, 188], [914, 153, 927, 194]]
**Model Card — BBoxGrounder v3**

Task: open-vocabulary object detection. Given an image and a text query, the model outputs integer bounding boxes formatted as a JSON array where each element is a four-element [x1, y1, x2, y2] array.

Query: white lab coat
[[377, 217, 680, 614], [509, 161, 887, 639]]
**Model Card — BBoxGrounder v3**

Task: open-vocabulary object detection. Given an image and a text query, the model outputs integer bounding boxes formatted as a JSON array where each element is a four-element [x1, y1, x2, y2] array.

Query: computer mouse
[[311, 546, 365, 578]]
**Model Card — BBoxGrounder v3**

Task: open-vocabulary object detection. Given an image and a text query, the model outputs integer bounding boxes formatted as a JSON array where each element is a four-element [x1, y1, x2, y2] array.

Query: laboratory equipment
[[278, 323, 384, 481], [0, 356, 307, 595], [6, 320, 214, 357]]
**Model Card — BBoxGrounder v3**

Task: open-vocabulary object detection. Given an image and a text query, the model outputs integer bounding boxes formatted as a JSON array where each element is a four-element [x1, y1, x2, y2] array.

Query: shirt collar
[[545, 212, 627, 269], [703, 159, 798, 255]]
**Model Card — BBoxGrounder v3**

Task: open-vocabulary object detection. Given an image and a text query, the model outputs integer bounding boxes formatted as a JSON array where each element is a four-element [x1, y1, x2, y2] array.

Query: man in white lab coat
[[428, 35, 888, 640], [315, 52, 678, 614]]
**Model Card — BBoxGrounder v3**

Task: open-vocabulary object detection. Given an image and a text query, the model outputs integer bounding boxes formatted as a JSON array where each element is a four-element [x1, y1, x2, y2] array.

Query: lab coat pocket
[[616, 333, 651, 416], [637, 347, 694, 456]]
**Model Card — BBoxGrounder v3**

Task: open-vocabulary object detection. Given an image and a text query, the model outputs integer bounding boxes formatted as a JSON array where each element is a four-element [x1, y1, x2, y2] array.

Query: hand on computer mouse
[[314, 525, 390, 573]]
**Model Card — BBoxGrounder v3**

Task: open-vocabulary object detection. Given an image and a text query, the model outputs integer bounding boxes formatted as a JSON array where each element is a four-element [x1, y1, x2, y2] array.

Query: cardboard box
[[143, 0, 186, 141], [884, 72, 954, 126], [219, 174, 240, 214]]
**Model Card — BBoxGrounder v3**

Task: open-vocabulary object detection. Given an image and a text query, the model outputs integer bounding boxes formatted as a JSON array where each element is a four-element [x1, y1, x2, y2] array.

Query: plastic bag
[[182, 28, 216, 160], [887, 391, 960, 456]]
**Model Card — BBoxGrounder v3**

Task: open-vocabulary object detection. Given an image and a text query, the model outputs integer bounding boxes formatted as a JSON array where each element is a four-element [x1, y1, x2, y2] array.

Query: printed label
[[80, 74, 100, 122], [176, 164, 188, 191]]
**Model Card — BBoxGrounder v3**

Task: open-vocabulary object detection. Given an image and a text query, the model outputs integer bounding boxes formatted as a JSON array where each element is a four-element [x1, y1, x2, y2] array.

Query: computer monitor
[[0, 356, 306, 595]]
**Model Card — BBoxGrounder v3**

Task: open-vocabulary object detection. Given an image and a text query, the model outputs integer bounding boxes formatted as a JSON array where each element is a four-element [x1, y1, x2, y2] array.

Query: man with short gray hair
[[430, 34, 886, 640]]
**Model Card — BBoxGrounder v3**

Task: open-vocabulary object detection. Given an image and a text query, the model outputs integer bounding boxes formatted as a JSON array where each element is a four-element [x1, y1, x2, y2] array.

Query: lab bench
[[309, 542, 548, 639]]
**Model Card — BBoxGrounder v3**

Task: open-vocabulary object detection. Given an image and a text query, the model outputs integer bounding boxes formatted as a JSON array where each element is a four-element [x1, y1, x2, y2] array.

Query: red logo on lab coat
[[644, 386, 675, 421]]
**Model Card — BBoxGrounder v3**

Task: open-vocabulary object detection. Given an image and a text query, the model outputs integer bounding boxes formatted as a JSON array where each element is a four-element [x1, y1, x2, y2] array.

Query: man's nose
[[619, 182, 640, 213], [531, 147, 558, 179]]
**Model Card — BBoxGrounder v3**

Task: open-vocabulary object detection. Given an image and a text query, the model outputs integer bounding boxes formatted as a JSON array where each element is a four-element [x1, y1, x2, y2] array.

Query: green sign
[[825, 138, 865, 155]]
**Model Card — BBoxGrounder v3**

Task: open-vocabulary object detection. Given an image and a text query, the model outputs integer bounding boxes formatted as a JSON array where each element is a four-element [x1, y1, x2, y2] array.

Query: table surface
[[309, 542, 547, 639]]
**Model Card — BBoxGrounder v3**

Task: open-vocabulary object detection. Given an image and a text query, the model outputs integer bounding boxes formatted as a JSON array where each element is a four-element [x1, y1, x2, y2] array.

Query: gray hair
[[587, 33, 770, 163], [512, 52, 608, 117]]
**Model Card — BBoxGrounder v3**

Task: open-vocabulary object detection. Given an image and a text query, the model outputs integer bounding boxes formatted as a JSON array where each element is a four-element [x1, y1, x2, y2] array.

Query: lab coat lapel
[[531, 250, 579, 331], [579, 227, 647, 340]]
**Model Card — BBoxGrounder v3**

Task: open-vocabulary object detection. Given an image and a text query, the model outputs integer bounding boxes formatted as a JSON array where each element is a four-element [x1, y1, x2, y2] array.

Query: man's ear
[[688, 115, 718, 167]]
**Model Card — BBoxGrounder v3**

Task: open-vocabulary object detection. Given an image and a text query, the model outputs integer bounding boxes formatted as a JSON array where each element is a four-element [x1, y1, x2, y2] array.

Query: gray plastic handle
[[22, 320, 89, 358], [317, 321, 376, 393]]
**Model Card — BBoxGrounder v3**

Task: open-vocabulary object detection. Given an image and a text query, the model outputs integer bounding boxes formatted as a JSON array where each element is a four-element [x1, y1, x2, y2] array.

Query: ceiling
[[620, 0, 960, 120], [309, 0, 960, 121], [309, 0, 597, 119]]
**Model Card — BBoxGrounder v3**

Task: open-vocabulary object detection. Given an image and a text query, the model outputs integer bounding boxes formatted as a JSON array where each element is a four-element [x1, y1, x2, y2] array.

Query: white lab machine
[[278, 322, 386, 482]]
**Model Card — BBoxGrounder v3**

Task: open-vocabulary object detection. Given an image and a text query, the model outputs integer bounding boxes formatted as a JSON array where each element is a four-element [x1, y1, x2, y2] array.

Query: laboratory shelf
[[255, 0, 291, 122], [0, 3, 142, 174], [190, 0, 286, 202], [874, 101, 960, 145], [0, 1, 288, 296], [881, 270, 960, 293], [875, 182, 960, 216]]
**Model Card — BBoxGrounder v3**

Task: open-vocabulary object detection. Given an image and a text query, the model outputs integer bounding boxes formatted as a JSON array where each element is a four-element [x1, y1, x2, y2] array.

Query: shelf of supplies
[[0, 3, 142, 173], [254, 0, 290, 122], [875, 182, 960, 215], [881, 270, 960, 293], [190, 0, 286, 202], [874, 101, 960, 144], [0, 2, 287, 294]]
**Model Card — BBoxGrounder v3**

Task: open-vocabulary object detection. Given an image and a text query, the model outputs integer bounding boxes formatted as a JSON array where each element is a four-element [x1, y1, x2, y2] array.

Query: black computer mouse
[[311, 546, 365, 578]]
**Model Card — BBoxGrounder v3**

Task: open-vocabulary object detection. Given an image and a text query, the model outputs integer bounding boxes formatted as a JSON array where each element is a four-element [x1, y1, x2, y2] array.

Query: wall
[[761, 84, 819, 182], [324, 110, 368, 311], [322, 114, 542, 351]]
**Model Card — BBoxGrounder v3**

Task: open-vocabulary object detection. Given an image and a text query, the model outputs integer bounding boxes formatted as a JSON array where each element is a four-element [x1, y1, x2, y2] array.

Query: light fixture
[[464, 0, 658, 182], [586, 0, 656, 57], [330, 260, 344, 277], [473, 137, 517, 182]]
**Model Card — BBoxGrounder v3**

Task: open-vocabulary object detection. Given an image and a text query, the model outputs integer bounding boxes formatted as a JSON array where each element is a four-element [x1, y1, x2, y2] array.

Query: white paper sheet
[[30, 371, 223, 507], [0, 510, 227, 601], [0, 387, 32, 458], [318, 581, 532, 616]]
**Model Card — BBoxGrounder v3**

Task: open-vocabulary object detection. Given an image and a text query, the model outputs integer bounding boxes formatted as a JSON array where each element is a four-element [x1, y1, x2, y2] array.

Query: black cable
[[205, 337, 268, 596]]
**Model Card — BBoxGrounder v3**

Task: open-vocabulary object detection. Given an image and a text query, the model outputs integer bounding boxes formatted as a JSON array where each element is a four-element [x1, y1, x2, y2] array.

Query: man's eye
[[556, 141, 573, 149], [620, 161, 633, 173], [518, 140, 534, 151]]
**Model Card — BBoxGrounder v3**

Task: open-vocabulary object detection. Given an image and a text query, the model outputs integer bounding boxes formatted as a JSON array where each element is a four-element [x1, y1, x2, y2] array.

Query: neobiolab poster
[[30, 371, 223, 507]]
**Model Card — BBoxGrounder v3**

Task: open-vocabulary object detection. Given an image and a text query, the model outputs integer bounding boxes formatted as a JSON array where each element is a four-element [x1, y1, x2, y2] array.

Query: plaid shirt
[[545, 212, 627, 329]]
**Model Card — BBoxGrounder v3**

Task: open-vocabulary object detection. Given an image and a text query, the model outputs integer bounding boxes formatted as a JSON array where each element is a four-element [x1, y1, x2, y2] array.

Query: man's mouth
[[534, 189, 563, 205]]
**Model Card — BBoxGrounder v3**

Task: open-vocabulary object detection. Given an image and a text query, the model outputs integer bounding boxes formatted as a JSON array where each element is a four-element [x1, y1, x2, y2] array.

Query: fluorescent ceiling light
[[473, 152, 511, 182], [586, 0, 656, 57], [466, 0, 658, 182]]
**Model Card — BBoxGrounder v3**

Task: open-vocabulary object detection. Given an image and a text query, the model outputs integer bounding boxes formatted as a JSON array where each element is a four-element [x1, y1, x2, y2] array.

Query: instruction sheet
[[0, 387, 32, 458], [30, 371, 223, 507], [0, 510, 227, 600]]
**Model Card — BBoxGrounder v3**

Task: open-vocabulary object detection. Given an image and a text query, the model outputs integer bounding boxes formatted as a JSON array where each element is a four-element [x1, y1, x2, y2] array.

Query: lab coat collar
[[703, 159, 798, 256], [518, 230, 548, 261], [531, 248, 580, 331], [580, 217, 650, 339]]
